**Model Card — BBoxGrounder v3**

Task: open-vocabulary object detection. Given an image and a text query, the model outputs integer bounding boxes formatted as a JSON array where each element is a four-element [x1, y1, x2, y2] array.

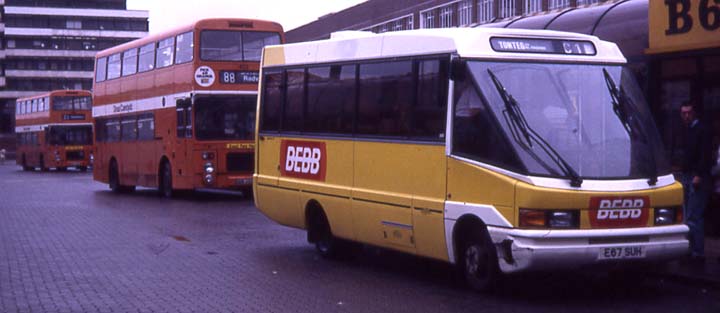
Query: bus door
[[175, 98, 193, 187]]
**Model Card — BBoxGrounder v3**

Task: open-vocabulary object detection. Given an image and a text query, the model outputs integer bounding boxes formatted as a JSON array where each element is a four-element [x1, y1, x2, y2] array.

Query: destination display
[[63, 114, 86, 120], [490, 37, 596, 55], [219, 71, 259, 84]]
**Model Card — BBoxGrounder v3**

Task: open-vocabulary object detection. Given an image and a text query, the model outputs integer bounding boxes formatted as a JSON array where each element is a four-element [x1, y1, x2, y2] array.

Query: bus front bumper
[[488, 224, 689, 273]]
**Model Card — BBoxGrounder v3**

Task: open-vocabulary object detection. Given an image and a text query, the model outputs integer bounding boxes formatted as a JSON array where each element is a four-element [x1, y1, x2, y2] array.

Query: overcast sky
[[126, 0, 366, 33]]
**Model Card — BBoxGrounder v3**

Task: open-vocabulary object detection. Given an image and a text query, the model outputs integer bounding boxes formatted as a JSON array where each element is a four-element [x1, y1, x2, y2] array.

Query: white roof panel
[[264, 27, 626, 67]]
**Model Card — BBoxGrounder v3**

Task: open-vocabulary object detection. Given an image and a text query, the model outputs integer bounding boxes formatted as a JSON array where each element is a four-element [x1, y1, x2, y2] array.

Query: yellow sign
[[226, 143, 255, 150], [65, 145, 84, 151], [649, 0, 720, 54]]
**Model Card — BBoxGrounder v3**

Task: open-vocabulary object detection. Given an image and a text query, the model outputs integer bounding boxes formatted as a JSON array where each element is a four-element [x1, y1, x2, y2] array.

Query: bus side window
[[95, 119, 106, 142], [121, 116, 138, 141], [260, 69, 283, 132], [138, 113, 155, 140], [414, 59, 448, 141]]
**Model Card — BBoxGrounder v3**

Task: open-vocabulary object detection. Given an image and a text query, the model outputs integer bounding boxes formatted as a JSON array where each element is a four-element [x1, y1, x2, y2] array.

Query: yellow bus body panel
[[255, 137, 449, 261], [447, 158, 517, 225]]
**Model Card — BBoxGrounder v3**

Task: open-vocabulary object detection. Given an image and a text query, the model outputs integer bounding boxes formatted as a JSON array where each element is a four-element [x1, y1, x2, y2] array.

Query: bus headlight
[[202, 152, 215, 160], [204, 162, 214, 174], [654, 207, 680, 225], [204, 174, 214, 184], [54, 151, 61, 161], [519, 209, 579, 229]]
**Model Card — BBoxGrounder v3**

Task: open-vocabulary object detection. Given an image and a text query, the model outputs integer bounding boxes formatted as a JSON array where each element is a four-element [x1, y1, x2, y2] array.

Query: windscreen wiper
[[602, 68, 657, 186], [487, 69, 583, 188], [603, 69, 632, 134]]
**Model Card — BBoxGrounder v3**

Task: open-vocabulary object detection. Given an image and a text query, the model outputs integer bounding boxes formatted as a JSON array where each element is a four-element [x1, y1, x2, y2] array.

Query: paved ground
[[1, 163, 719, 313]]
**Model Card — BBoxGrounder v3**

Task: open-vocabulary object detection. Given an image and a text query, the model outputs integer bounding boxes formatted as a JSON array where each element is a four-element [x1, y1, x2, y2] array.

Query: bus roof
[[263, 27, 626, 67], [16, 90, 92, 102], [96, 18, 284, 58]]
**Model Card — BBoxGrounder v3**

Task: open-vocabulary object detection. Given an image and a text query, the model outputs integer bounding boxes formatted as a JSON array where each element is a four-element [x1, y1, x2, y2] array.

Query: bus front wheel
[[39, 155, 48, 172], [461, 227, 499, 292], [21, 155, 31, 171], [160, 161, 173, 198]]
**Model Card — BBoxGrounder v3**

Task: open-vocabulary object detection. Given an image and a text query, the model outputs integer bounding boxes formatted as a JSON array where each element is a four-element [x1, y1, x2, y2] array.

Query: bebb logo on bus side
[[279, 140, 327, 181], [589, 196, 650, 228]]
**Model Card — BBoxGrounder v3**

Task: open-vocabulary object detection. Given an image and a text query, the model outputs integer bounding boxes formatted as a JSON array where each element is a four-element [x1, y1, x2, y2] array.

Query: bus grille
[[66, 151, 85, 160], [226, 153, 254, 172]]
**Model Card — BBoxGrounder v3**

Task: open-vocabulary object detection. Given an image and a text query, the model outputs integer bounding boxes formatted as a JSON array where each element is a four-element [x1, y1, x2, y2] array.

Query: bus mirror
[[450, 59, 466, 82]]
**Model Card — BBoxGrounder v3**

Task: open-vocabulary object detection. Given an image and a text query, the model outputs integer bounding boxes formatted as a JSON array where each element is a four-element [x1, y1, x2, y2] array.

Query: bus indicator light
[[279, 140, 326, 181]]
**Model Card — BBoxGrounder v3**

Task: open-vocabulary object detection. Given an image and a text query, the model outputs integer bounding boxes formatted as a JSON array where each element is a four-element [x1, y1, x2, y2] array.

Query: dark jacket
[[682, 119, 713, 178]]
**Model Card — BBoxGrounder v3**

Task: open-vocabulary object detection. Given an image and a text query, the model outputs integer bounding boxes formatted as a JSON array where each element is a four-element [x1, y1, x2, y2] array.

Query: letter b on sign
[[665, 0, 693, 35]]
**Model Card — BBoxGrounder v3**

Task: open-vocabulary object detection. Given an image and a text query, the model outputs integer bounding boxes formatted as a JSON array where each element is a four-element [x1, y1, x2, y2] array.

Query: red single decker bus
[[92, 18, 284, 196], [15, 90, 93, 171]]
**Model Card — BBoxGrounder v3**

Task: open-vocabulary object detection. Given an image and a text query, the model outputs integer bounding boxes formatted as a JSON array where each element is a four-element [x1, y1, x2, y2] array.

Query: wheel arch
[[157, 156, 171, 183], [304, 199, 326, 244], [450, 214, 489, 264]]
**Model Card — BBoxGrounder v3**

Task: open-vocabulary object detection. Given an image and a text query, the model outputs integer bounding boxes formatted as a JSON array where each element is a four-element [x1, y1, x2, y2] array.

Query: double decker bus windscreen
[[194, 96, 256, 141], [53, 96, 92, 111], [200, 30, 281, 62], [47, 125, 92, 145]]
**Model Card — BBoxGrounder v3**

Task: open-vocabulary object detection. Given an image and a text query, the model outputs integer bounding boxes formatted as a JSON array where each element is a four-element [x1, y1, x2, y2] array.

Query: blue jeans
[[682, 173, 709, 257]]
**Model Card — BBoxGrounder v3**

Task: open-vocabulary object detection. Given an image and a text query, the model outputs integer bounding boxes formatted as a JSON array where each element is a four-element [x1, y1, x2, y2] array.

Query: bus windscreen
[[47, 125, 92, 145], [200, 30, 281, 62], [194, 96, 256, 141]]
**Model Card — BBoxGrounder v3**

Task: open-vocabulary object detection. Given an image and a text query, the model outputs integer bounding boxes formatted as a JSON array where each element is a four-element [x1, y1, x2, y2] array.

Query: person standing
[[680, 101, 713, 262]]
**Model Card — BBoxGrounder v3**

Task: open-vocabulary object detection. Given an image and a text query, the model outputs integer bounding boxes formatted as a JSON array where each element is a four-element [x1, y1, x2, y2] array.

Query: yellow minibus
[[254, 28, 688, 291]]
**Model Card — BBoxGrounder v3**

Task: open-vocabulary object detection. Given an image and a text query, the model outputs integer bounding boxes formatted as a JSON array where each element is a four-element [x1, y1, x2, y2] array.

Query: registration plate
[[598, 246, 645, 260]]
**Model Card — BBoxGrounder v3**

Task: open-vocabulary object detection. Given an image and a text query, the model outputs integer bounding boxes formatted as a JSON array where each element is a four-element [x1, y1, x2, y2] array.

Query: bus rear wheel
[[461, 227, 500, 292], [308, 208, 358, 259], [109, 160, 134, 193], [160, 161, 173, 198]]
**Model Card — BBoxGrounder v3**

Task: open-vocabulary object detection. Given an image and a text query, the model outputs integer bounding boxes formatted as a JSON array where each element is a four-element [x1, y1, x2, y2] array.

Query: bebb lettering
[[597, 208, 643, 220], [285, 146, 321, 175], [598, 199, 645, 209], [589, 196, 650, 228], [280, 140, 326, 181]]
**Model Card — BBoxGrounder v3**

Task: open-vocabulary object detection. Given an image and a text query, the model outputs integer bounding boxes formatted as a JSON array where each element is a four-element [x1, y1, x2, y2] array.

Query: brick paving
[[1, 163, 720, 313]]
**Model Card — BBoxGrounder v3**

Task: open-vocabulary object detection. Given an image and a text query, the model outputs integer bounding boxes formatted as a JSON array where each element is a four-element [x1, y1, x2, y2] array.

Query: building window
[[525, 0, 542, 14], [459, 0, 473, 26], [577, 0, 603, 5], [393, 20, 404, 31], [7, 40, 16, 49], [66, 20, 82, 29], [499, 0, 516, 18], [549, 0, 571, 10], [439, 6, 454, 28], [421, 10, 436, 29], [379, 24, 389, 33]]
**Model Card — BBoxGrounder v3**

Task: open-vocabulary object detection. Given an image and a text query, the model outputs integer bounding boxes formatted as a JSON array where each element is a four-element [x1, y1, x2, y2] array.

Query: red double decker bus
[[92, 18, 283, 196], [15, 90, 93, 171]]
